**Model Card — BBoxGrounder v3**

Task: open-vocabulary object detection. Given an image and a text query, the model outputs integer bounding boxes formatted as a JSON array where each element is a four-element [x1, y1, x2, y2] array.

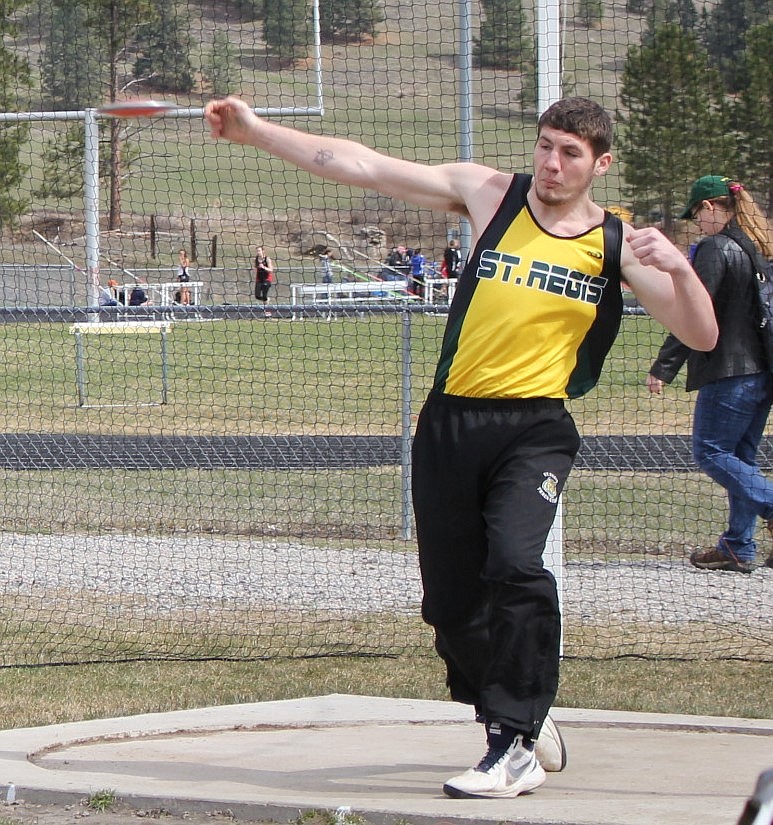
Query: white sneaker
[[443, 736, 546, 799], [535, 713, 567, 772]]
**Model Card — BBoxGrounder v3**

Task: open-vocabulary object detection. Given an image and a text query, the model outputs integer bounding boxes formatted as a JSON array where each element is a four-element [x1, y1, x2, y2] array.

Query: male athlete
[[204, 96, 717, 799]]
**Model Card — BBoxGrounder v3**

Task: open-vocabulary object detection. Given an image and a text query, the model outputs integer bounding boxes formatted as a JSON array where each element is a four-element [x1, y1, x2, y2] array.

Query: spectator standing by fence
[[410, 247, 426, 298], [443, 238, 463, 279], [175, 249, 192, 305], [318, 248, 334, 284], [647, 176, 773, 573], [204, 94, 716, 801], [254, 246, 275, 303]]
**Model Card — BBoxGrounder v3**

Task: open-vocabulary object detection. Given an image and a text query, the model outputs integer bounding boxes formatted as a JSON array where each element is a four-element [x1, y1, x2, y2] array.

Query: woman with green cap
[[647, 176, 773, 572]]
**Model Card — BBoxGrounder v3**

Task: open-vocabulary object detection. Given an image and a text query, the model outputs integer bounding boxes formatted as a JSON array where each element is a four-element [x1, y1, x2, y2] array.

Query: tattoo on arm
[[314, 149, 334, 167]]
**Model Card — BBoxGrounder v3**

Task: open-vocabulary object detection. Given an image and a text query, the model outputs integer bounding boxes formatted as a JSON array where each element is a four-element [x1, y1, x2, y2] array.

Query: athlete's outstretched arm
[[621, 226, 718, 352], [204, 96, 507, 224]]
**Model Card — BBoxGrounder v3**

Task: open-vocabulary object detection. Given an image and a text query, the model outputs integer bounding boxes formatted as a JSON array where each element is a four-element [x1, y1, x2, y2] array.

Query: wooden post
[[190, 218, 197, 262], [210, 235, 218, 267], [150, 215, 157, 258]]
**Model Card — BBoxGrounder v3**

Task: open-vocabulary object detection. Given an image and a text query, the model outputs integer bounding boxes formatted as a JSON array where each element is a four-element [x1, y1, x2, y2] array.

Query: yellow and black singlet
[[434, 173, 624, 400]]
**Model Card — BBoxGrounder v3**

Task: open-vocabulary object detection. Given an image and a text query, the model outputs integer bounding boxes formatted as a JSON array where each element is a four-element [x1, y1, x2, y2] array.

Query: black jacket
[[650, 222, 767, 390]]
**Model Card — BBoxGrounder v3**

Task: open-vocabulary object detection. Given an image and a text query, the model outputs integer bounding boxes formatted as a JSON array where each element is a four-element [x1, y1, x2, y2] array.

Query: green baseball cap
[[679, 175, 731, 219]]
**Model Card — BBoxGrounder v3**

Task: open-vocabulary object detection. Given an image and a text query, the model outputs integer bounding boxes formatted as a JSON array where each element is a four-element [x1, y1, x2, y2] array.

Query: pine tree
[[77, 0, 154, 229], [735, 21, 773, 211], [34, 125, 86, 200], [235, 0, 263, 18], [475, 0, 534, 71], [133, 0, 194, 93], [319, 0, 384, 43], [34, 122, 139, 201], [640, 0, 697, 46], [0, 1, 31, 230], [205, 30, 241, 97], [577, 0, 604, 29], [519, 70, 537, 113], [264, 0, 311, 64], [618, 23, 736, 232], [672, 0, 698, 30], [40, 0, 104, 109], [703, 0, 770, 92]]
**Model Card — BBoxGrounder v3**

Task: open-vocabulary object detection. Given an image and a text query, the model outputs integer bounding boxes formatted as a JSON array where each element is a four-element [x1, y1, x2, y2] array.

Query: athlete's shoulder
[[464, 170, 525, 240], [459, 165, 516, 197], [617, 218, 634, 238]]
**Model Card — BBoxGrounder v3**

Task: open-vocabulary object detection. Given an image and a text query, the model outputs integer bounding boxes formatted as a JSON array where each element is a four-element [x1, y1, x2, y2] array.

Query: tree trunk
[[108, 120, 122, 231], [107, 0, 122, 230]]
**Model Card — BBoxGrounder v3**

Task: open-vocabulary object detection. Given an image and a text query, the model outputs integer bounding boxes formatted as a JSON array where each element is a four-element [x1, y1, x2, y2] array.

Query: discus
[[97, 100, 179, 118]]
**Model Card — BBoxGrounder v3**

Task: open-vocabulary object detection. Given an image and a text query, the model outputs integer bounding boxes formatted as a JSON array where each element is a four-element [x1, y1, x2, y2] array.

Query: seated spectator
[[394, 245, 410, 281], [129, 282, 150, 306], [98, 284, 118, 307], [107, 279, 125, 304], [382, 247, 403, 281]]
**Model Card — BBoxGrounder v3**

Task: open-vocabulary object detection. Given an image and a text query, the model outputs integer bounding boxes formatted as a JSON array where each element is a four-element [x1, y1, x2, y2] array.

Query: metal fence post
[[457, 0, 473, 258], [83, 108, 100, 310], [161, 326, 169, 405], [74, 329, 86, 407]]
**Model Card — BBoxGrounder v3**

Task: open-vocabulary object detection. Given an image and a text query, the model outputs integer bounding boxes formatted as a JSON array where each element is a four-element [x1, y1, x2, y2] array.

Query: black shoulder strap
[[601, 212, 623, 280], [469, 173, 532, 256], [720, 224, 768, 273]]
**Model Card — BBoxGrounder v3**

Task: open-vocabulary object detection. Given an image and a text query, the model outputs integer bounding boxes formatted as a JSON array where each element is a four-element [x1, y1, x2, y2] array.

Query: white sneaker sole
[[535, 714, 568, 772], [443, 764, 546, 799]]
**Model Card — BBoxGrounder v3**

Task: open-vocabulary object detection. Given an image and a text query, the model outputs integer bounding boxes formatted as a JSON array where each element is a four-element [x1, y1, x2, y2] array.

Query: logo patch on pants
[[537, 471, 559, 504]]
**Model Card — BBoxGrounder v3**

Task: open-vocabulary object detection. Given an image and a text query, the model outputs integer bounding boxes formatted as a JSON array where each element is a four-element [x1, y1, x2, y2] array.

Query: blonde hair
[[722, 184, 773, 259]]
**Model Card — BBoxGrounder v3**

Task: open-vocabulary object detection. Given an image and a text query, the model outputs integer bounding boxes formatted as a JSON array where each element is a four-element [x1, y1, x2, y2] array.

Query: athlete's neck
[[527, 185, 605, 237]]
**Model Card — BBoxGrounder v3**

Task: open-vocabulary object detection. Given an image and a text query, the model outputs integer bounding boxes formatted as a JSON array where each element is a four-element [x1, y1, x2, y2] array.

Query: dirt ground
[[4, 801, 258, 825], [3, 799, 372, 825], [2, 800, 341, 825]]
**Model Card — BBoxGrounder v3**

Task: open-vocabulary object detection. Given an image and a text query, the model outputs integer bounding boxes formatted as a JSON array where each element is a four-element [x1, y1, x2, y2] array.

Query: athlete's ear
[[593, 152, 612, 177]]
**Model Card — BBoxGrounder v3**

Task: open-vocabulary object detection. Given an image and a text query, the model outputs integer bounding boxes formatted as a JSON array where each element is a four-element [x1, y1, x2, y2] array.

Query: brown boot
[[689, 546, 753, 574]]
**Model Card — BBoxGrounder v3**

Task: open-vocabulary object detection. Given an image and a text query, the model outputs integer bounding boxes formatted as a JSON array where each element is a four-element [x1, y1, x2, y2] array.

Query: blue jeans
[[692, 372, 773, 562]]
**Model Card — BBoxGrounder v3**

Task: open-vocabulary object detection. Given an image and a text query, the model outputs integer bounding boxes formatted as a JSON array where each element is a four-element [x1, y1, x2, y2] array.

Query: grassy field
[[0, 311, 710, 554], [0, 313, 691, 435], [0, 315, 438, 434], [0, 310, 768, 688], [0, 656, 770, 730], [0, 310, 740, 555]]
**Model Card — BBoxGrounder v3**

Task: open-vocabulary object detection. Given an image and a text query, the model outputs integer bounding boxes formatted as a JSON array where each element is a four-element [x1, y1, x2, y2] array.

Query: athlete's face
[[532, 127, 611, 207]]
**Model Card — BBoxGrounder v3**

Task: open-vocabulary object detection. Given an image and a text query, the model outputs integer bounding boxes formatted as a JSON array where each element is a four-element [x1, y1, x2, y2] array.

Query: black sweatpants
[[411, 390, 580, 739], [255, 279, 271, 302]]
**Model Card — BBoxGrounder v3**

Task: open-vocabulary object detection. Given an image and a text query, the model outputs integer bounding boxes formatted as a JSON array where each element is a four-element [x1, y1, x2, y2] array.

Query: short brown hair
[[537, 97, 613, 158]]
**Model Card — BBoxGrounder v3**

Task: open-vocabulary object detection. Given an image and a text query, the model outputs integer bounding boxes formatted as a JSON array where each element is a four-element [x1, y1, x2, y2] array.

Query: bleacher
[[290, 279, 411, 305], [289, 278, 458, 313]]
